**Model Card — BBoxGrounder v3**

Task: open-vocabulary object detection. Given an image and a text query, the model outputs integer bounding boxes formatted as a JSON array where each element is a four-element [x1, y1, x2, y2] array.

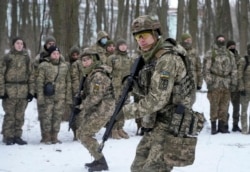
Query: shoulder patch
[[159, 71, 170, 90]]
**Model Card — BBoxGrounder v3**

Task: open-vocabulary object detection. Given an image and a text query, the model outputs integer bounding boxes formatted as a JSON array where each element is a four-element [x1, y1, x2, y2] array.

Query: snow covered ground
[[0, 88, 250, 172]]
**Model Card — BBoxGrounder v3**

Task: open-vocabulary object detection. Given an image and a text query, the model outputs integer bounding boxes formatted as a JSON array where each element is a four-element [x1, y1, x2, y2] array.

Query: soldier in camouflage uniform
[[107, 39, 132, 139], [105, 40, 116, 57], [36, 46, 72, 144], [180, 33, 203, 106], [69, 48, 84, 141], [203, 35, 237, 134], [118, 15, 198, 172], [0, 37, 35, 145], [226, 40, 242, 132], [238, 43, 250, 134], [75, 48, 115, 172], [68, 46, 80, 65], [90, 30, 110, 64]]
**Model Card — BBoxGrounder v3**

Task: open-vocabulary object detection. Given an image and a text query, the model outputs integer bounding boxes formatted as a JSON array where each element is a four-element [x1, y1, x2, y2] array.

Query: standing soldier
[[0, 37, 35, 145], [180, 33, 203, 106], [36, 46, 72, 144], [68, 46, 80, 65], [203, 35, 237, 134], [107, 39, 132, 139], [105, 40, 116, 57], [69, 47, 84, 141], [75, 48, 115, 172], [91, 30, 110, 64], [238, 43, 250, 134], [226, 40, 241, 132], [62, 46, 80, 122], [118, 15, 199, 172]]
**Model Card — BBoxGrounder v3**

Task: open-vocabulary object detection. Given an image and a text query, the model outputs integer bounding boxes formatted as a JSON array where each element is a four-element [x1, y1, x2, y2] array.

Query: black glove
[[197, 86, 202, 90], [74, 96, 82, 106], [73, 108, 81, 116], [0, 93, 8, 99], [33, 93, 37, 99], [175, 104, 185, 114], [240, 90, 246, 96], [27, 93, 34, 102]]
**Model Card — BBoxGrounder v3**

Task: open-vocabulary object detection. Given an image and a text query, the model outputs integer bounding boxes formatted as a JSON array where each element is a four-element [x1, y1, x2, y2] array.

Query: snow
[[1, 85, 250, 172]]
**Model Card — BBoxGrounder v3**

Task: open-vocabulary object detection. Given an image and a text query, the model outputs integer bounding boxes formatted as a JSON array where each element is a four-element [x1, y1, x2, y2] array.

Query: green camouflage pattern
[[203, 44, 237, 91], [70, 59, 84, 96], [36, 58, 72, 134], [0, 48, 34, 139], [238, 55, 250, 133], [77, 65, 115, 160], [122, 38, 197, 170]]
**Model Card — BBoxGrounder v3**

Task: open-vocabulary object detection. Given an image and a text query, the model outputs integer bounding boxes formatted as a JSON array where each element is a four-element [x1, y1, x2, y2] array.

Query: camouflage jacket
[[0, 48, 35, 98], [186, 48, 203, 88], [79, 65, 115, 115], [238, 55, 250, 92], [70, 59, 84, 96], [107, 51, 132, 99], [90, 44, 108, 64], [203, 45, 237, 90], [122, 38, 187, 120], [36, 58, 72, 105]]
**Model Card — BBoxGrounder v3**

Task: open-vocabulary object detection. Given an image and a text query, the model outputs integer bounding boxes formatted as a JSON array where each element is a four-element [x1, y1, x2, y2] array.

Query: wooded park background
[[0, 0, 249, 60]]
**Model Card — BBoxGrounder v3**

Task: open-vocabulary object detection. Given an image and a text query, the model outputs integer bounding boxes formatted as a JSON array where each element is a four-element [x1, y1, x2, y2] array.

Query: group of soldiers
[[0, 14, 250, 172]]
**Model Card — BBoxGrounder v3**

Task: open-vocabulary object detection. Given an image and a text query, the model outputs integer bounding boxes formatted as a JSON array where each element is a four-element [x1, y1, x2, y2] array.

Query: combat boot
[[111, 129, 122, 139], [232, 124, 241, 132], [118, 129, 129, 139], [88, 156, 109, 172], [40, 132, 51, 144], [51, 133, 62, 144], [5, 137, 15, 145], [211, 121, 218, 135], [218, 120, 230, 134], [14, 137, 27, 145], [85, 160, 98, 168]]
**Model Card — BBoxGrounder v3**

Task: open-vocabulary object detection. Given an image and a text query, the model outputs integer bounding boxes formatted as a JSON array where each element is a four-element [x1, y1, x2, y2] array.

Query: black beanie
[[48, 46, 60, 56], [12, 37, 24, 45], [226, 40, 236, 48]]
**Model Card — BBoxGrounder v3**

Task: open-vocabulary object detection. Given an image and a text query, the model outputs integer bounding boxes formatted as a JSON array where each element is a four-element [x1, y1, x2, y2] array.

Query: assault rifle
[[68, 76, 86, 131], [98, 56, 144, 153]]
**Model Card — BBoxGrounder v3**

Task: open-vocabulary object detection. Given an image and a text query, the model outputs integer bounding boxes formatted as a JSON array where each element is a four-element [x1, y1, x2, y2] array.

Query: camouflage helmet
[[97, 31, 109, 42], [80, 47, 100, 61], [131, 15, 161, 35]]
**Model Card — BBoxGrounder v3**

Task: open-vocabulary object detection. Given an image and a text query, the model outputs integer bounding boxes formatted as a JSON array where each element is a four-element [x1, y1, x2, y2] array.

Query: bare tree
[[239, 0, 249, 55], [0, 0, 8, 52]]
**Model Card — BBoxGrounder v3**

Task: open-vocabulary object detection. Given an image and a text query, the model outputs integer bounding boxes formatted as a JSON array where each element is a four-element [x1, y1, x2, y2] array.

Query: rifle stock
[[68, 76, 86, 131], [98, 56, 144, 153]]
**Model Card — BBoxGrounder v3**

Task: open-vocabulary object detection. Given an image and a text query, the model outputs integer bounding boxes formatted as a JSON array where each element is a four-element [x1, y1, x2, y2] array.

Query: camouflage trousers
[[240, 93, 250, 133], [207, 88, 230, 122], [2, 98, 28, 139], [77, 100, 115, 160], [39, 99, 65, 134], [230, 91, 240, 125], [131, 122, 173, 172]]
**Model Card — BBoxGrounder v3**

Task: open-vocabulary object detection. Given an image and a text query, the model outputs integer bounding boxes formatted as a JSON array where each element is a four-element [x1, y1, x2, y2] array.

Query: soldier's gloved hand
[[27, 93, 34, 102], [115, 110, 124, 121], [197, 86, 202, 90], [240, 90, 246, 96], [0, 93, 9, 99], [175, 104, 185, 114], [74, 96, 82, 106], [73, 108, 81, 116], [33, 93, 37, 99]]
